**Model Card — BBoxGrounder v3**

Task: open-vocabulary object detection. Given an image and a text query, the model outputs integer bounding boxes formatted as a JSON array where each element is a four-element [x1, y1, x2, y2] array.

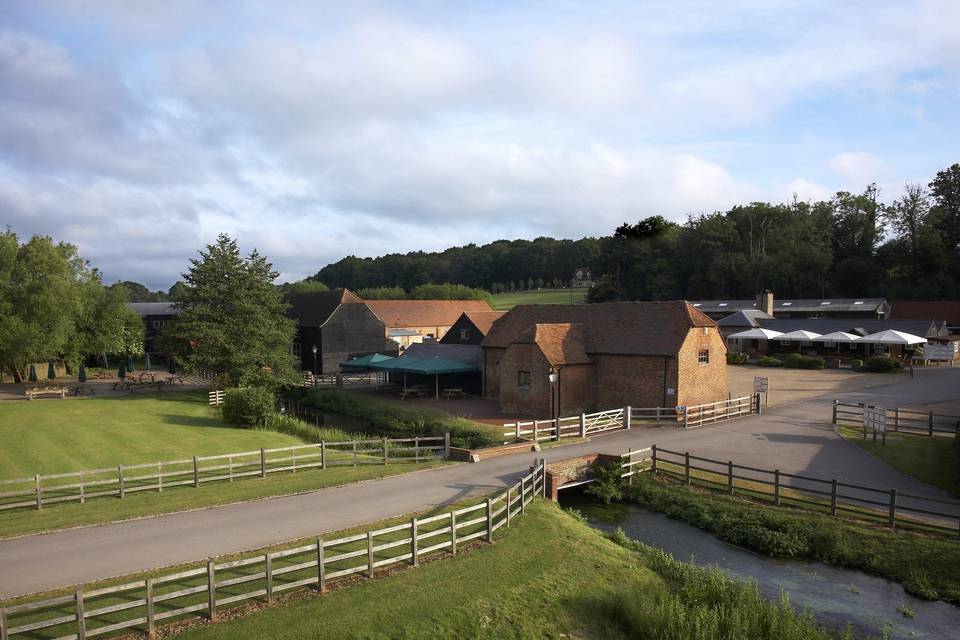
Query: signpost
[[863, 404, 886, 445], [753, 376, 769, 406]]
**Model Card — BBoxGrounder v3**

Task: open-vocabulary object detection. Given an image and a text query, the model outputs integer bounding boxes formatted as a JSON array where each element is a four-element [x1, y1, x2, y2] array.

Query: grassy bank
[[304, 390, 502, 449], [626, 474, 960, 603], [837, 426, 960, 497], [176, 501, 844, 640], [490, 287, 589, 310]]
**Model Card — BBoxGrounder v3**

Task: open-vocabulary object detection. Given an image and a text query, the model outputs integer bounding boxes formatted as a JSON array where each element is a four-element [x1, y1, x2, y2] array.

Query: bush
[[257, 413, 357, 443], [757, 356, 781, 367], [782, 353, 825, 370], [222, 387, 276, 427], [303, 390, 500, 449], [726, 352, 748, 365], [848, 358, 863, 370], [865, 355, 901, 373], [585, 462, 624, 504]]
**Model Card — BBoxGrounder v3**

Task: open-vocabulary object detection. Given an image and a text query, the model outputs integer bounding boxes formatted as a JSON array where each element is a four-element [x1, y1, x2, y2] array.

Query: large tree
[[164, 235, 297, 387]]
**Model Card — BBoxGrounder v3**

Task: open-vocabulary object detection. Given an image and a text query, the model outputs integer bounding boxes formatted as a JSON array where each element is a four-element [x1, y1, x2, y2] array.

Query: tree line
[[312, 163, 960, 302]]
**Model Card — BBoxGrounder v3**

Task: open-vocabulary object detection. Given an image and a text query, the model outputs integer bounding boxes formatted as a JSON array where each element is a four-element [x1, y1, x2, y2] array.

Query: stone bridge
[[543, 453, 623, 500]]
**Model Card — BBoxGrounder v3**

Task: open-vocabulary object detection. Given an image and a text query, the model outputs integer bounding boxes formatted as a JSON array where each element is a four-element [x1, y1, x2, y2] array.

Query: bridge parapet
[[545, 453, 622, 500]]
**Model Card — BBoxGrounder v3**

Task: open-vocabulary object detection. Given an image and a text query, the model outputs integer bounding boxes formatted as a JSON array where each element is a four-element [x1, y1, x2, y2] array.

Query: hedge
[[222, 387, 276, 427]]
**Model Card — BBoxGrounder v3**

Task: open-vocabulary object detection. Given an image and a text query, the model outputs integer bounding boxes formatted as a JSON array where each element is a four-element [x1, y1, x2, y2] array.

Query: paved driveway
[[1, 368, 958, 599]]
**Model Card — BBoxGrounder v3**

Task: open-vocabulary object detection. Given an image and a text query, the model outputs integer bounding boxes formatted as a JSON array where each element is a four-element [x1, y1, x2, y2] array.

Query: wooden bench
[[25, 386, 67, 400], [72, 385, 96, 396]]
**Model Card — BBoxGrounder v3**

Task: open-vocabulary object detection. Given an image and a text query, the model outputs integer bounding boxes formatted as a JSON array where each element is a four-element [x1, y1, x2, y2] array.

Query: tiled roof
[[483, 301, 715, 357], [692, 298, 888, 313], [515, 323, 591, 365], [890, 301, 960, 323], [461, 311, 506, 336], [285, 289, 365, 327], [365, 300, 494, 328], [717, 310, 774, 327]]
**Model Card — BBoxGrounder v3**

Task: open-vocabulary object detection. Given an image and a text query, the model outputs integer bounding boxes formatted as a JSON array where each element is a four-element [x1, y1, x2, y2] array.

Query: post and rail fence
[[502, 395, 759, 444], [0, 435, 450, 514], [631, 445, 960, 536], [0, 460, 547, 640], [832, 401, 960, 438]]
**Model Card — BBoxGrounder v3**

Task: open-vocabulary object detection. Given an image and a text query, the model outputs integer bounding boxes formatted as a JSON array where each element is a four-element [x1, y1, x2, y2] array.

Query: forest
[[311, 164, 960, 302]]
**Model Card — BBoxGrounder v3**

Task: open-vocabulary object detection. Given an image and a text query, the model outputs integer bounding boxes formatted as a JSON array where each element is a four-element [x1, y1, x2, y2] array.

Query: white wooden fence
[[0, 436, 450, 513], [502, 395, 758, 443], [0, 461, 547, 640], [208, 390, 225, 406]]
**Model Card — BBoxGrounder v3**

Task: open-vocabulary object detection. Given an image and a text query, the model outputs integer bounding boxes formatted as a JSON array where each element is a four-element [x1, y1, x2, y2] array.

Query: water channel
[[559, 491, 959, 639]]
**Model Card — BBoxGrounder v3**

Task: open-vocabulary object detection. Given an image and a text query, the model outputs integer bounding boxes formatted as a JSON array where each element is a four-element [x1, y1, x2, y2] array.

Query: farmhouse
[[286, 289, 390, 374], [481, 301, 727, 417], [439, 311, 506, 345], [365, 299, 495, 349]]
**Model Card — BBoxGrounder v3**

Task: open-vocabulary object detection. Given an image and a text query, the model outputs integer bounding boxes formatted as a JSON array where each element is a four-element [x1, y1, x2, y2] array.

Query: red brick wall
[[592, 354, 676, 409], [545, 453, 622, 500], [498, 343, 551, 416], [676, 326, 728, 407], [558, 363, 591, 415], [483, 347, 506, 398]]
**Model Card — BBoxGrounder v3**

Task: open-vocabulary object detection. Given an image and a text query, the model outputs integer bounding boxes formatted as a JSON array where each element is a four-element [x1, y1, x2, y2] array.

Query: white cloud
[[828, 152, 891, 187]]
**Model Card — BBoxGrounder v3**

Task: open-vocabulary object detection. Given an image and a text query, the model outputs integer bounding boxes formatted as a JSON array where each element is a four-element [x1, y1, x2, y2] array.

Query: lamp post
[[311, 344, 318, 382], [548, 369, 558, 424]]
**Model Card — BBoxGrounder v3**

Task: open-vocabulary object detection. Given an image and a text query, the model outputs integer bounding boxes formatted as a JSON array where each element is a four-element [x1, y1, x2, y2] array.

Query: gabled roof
[[855, 330, 926, 345], [515, 323, 591, 365], [755, 318, 938, 338], [777, 330, 822, 341], [128, 302, 180, 316], [717, 309, 773, 328], [483, 301, 715, 357], [365, 299, 494, 328], [459, 311, 506, 336], [727, 328, 783, 340], [891, 301, 960, 323], [285, 289, 365, 327]]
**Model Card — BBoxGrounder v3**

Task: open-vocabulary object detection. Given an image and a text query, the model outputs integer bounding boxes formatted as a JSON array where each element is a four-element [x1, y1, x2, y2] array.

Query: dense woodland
[[312, 164, 960, 302]]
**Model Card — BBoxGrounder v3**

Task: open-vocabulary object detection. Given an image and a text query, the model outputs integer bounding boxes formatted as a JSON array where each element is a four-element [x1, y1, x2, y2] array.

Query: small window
[[152, 320, 161, 329], [718, 303, 727, 307], [291, 342, 301, 357], [781, 302, 792, 306], [820, 301, 831, 306], [517, 371, 531, 388], [460, 328, 469, 340], [697, 350, 709, 365], [853, 301, 864, 305]]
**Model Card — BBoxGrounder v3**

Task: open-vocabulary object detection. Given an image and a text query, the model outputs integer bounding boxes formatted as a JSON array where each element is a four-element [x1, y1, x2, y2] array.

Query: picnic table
[[441, 388, 466, 399], [72, 384, 96, 396], [94, 371, 115, 380], [398, 388, 428, 400]]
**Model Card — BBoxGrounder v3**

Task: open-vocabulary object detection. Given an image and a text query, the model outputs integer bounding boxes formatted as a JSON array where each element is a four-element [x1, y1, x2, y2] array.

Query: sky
[[1, 1, 958, 290]]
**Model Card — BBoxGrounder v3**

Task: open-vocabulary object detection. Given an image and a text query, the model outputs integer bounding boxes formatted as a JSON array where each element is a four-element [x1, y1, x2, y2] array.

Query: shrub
[[257, 413, 358, 443], [221, 387, 276, 427], [585, 462, 624, 504], [782, 353, 825, 370], [726, 352, 748, 365], [848, 358, 863, 370], [757, 356, 781, 367], [866, 355, 901, 373], [782, 353, 804, 368]]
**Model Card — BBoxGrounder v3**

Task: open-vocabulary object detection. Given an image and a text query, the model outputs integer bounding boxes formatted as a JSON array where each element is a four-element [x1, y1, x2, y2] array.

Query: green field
[[838, 426, 960, 497], [0, 391, 302, 479], [490, 287, 589, 310]]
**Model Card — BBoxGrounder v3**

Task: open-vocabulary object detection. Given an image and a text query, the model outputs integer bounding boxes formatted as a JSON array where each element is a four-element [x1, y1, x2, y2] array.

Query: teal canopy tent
[[168, 356, 177, 374], [78, 364, 87, 383], [28, 364, 37, 382], [47, 361, 56, 380], [368, 355, 479, 397], [144, 353, 152, 370], [101, 352, 109, 369], [126, 355, 135, 372], [341, 353, 395, 369], [118, 363, 126, 379]]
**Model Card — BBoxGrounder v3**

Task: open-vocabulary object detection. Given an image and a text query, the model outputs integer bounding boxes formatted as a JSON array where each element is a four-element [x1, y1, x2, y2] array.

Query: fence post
[[35, 474, 42, 510], [1, 607, 7, 640], [317, 538, 326, 592], [207, 560, 217, 621], [146, 578, 155, 638], [684, 452, 691, 486], [579, 413, 586, 438], [444, 432, 451, 459], [627, 448, 634, 486], [929, 412, 934, 436], [832, 400, 838, 425], [79, 472, 85, 504], [515, 422, 520, 440], [260, 448, 267, 478], [262, 553, 273, 604], [624, 406, 632, 430], [193, 456, 200, 487], [533, 420, 539, 442], [894, 408, 900, 432], [651, 445, 658, 474], [521, 476, 527, 514], [888, 489, 897, 528], [353, 442, 358, 466], [118, 465, 125, 498], [383, 437, 389, 465], [450, 511, 457, 555], [829, 480, 838, 516], [411, 518, 419, 566], [486, 498, 494, 542], [414, 437, 420, 463], [506, 486, 512, 527], [157, 462, 163, 493], [773, 470, 781, 506], [727, 461, 734, 495], [367, 530, 375, 577], [75, 588, 86, 640], [320, 440, 326, 469], [683, 408, 689, 429]]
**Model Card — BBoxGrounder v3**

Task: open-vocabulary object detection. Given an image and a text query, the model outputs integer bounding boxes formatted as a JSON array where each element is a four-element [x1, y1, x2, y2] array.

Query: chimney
[[757, 290, 774, 315]]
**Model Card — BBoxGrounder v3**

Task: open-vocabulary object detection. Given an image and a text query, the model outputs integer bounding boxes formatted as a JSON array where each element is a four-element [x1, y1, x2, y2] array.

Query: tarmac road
[[1, 367, 958, 599]]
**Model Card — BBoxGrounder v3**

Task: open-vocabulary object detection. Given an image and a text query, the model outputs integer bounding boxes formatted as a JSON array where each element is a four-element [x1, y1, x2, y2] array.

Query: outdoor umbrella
[[118, 363, 126, 379], [126, 355, 135, 372], [28, 363, 37, 382], [776, 330, 822, 343], [144, 353, 152, 370], [47, 361, 56, 380], [78, 364, 87, 383], [101, 352, 109, 369], [168, 356, 177, 374], [854, 330, 926, 346]]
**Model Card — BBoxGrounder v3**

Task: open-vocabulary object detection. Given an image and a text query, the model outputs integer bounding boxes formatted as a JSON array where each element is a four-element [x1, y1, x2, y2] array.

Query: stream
[[559, 490, 960, 639]]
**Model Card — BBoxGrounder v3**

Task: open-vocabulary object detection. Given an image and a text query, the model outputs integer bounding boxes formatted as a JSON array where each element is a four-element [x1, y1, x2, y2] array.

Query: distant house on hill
[[285, 289, 390, 374], [440, 311, 506, 345], [571, 268, 594, 288], [365, 299, 495, 349], [692, 291, 890, 321], [128, 302, 181, 357], [481, 301, 726, 417]]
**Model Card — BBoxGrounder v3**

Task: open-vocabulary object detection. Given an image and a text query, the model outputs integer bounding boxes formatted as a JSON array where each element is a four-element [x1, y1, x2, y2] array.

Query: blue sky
[[1, 1, 958, 289]]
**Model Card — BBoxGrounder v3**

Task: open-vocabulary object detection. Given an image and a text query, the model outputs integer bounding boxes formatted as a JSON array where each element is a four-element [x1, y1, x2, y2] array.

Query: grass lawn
[[490, 287, 589, 310], [0, 391, 301, 479], [837, 426, 960, 497]]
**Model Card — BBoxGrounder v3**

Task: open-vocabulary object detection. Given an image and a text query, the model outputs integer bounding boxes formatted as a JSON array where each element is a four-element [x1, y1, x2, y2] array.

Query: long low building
[[365, 299, 495, 348], [481, 301, 727, 418]]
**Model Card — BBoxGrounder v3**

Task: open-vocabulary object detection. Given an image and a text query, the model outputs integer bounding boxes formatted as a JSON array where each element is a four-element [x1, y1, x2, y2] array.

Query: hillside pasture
[[490, 287, 589, 310]]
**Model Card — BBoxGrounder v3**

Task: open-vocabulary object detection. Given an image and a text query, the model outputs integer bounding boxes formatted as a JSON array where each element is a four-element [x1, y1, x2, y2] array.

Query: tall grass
[[255, 413, 358, 444], [605, 528, 853, 640]]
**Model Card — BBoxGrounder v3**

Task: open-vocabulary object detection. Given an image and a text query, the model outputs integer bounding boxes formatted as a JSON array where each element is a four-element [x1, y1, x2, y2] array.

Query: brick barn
[[365, 299, 495, 349], [439, 311, 505, 345], [481, 301, 727, 417]]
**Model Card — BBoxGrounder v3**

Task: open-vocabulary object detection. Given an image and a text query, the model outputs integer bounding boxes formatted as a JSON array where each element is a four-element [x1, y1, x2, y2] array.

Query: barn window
[[697, 350, 709, 365], [291, 342, 301, 357], [517, 371, 531, 388], [460, 328, 469, 340]]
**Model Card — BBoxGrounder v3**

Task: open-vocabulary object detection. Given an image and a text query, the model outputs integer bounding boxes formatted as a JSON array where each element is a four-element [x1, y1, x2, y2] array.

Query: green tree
[[279, 280, 330, 295], [163, 235, 297, 387]]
